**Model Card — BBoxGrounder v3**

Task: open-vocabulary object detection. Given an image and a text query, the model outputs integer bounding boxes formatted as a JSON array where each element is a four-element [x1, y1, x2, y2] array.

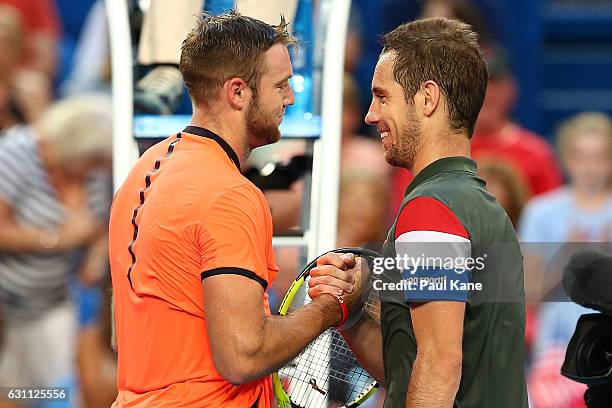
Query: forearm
[[78, 326, 117, 407], [341, 316, 386, 387], [406, 352, 461, 408], [80, 232, 109, 283], [0, 223, 52, 252], [236, 295, 342, 383]]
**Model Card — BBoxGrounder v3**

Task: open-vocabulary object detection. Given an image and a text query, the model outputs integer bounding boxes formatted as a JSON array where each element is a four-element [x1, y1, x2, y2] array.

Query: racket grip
[[331, 294, 349, 327]]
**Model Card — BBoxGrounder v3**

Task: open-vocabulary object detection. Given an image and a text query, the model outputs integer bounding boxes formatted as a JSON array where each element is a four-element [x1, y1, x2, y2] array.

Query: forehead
[[261, 43, 293, 79], [572, 131, 612, 148], [372, 51, 398, 87]]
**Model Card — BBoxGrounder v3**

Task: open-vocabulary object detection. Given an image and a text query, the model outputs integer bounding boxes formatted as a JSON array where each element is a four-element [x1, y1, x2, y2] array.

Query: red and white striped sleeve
[[394, 197, 473, 302]]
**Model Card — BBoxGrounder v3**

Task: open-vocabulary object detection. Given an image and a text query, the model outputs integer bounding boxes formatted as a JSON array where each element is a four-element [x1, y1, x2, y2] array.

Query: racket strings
[[279, 276, 379, 407]]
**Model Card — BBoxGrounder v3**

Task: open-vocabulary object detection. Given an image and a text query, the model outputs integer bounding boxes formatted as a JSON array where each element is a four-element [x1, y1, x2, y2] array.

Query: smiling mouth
[[380, 131, 390, 140]]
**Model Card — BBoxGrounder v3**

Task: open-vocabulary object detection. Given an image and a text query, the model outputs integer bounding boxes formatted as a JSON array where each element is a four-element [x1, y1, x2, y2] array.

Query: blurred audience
[[520, 111, 612, 300], [0, 0, 61, 79], [344, 4, 363, 74], [337, 170, 390, 248], [0, 4, 52, 132], [0, 95, 112, 394], [520, 112, 612, 408], [421, 0, 491, 44], [520, 112, 612, 245], [528, 301, 590, 408], [477, 159, 528, 227], [472, 46, 563, 197], [73, 282, 117, 408]]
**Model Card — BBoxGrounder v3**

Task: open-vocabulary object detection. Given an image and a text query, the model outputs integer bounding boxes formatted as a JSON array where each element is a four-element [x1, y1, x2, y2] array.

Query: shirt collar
[[405, 156, 477, 196], [182, 125, 241, 171]]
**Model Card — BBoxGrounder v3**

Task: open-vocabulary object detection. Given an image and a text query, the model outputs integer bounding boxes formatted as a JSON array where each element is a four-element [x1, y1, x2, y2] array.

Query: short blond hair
[[180, 11, 297, 104], [36, 94, 113, 164], [557, 112, 612, 159]]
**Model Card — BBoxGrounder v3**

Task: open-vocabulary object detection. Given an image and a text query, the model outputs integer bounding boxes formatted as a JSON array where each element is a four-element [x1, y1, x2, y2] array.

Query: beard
[[385, 103, 421, 169], [246, 95, 281, 148]]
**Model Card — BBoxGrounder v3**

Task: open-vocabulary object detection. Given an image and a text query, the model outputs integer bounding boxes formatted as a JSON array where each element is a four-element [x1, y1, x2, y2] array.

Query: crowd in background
[[0, 1, 610, 407]]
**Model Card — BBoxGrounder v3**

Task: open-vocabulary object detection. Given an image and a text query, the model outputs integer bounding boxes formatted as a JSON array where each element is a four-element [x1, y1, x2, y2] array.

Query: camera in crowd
[[562, 250, 612, 407], [244, 154, 312, 191]]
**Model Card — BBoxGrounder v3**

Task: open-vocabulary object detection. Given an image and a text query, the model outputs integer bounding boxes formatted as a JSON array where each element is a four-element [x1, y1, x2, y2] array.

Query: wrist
[[39, 229, 59, 250], [315, 293, 348, 328]]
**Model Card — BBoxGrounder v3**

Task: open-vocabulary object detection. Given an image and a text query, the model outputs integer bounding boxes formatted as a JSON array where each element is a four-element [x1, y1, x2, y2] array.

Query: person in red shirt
[[471, 46, 563, 197], [0, 0, 60, 78]]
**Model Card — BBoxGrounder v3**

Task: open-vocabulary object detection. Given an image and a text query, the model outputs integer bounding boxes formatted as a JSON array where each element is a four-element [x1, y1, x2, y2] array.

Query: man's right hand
[[308, 252, 366, 311], [306, 252, 386, 385]]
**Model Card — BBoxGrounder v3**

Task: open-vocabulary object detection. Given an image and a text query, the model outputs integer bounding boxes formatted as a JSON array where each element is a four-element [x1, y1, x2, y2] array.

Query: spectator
[[520, 111, 612, 299], [0, 4, 51, 131], [421, 0, 491, 44], [0, 0, 61, 79], [0, 95, 112, 391], [477, 159, 528, 227], [528, 302, 590, 408], [345, 5, 363, 74], [520, 112, 612, 245], [519, 112, 612, 408], [74, 281, 117, 407], [472, 46, 563, 197], [337, 170, 390, 248]]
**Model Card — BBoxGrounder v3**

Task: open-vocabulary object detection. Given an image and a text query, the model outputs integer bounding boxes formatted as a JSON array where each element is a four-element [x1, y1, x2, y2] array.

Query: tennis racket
[[273, 247, 382, 408]]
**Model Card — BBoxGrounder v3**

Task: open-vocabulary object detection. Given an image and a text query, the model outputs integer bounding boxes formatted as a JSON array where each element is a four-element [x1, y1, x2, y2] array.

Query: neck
[[411, 130, 470, 176], [190, 106, 250, 166]]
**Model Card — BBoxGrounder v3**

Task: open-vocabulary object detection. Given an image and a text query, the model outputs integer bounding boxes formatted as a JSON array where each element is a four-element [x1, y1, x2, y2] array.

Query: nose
[[365, 100, 380, 126], [284, 85, 295, 107]]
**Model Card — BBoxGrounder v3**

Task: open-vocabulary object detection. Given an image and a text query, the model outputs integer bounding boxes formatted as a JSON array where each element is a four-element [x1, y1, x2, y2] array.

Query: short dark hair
[[179, 11, 297, 104], [382, 17, 488, 137]]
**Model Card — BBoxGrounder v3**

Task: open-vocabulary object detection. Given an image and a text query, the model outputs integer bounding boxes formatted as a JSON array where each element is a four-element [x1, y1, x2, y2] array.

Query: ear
[[421, 80, 441, 117], [225, 77, 251, 110]]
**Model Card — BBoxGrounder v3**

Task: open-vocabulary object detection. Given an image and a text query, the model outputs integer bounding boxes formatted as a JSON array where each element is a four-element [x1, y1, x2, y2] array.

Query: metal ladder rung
[[272, 235, 309, 247], [133, 114, 322, 139]]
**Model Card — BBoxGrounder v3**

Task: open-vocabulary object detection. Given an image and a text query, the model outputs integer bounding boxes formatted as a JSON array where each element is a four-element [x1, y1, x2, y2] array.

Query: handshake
[[307, 252, 370, 329]]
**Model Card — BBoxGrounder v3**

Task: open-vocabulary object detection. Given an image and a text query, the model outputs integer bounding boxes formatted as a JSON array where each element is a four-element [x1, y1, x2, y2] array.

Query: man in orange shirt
[[109, 12, 357, 407]]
